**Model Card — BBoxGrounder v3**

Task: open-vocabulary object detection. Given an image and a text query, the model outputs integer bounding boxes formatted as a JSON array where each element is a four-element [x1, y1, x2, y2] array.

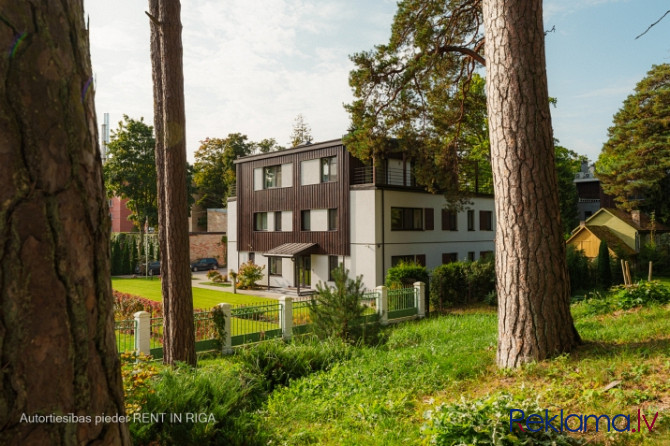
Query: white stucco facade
[[229, 186, 495, 292]]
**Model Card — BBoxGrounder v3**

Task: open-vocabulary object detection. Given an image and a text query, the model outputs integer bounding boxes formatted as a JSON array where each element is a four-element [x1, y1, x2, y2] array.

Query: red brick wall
[[189, 232, 227, 266], [110, 197, 135, 232]]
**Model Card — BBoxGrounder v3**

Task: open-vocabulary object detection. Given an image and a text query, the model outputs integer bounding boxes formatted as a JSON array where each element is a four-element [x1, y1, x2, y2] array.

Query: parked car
[[190, 257, 219, 272], [135, 261, 161, 276]]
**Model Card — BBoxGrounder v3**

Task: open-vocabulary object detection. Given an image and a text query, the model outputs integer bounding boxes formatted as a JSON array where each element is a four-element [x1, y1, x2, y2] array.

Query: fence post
[[279, 296, 293, 341], [376, 285, 388, 325], [133, 311, 151, 356], [217, 303, 233, 355], [414, 281, 426, 318]]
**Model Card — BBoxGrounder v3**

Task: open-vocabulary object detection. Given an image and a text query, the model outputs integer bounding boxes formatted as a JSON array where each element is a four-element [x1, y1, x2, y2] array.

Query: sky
[[85, 0, 670, 163]]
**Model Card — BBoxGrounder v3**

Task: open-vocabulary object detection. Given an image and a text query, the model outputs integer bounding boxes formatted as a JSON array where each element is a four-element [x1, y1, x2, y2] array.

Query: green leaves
[[596, 64, 670, 223], [104, 115, 157, 229], [344, 0, 486, 198]]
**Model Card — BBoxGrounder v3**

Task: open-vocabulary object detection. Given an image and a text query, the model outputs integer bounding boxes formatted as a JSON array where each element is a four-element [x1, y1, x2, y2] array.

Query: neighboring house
[[109, 196, 135, 233], [573, 161, 615, 221], [566, 208, 670, 259], [227, 139, 495, 292]]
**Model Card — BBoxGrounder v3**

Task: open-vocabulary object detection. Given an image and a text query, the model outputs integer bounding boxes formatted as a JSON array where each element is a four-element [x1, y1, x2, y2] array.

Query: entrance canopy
[[263, 243, 318, 258]]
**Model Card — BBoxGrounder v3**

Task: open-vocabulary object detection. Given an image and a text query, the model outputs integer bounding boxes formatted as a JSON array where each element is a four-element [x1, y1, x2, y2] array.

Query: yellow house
[[566, 208, 670, 259]]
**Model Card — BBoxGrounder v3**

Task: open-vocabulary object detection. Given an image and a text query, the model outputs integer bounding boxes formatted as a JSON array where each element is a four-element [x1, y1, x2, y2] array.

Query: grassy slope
[[258, 304, 670, 445], [112, 277, 273, 309]]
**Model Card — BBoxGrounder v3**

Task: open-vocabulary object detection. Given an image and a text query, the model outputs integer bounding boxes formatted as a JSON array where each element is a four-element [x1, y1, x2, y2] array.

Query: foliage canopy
[[596, 63, 670, 224]]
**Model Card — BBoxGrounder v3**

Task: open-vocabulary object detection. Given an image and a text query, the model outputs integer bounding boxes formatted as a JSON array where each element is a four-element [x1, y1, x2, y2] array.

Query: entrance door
[[297, 256, 311, 288]]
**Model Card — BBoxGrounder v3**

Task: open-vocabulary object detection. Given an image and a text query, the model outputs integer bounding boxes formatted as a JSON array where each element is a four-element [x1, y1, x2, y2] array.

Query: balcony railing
[[352, 166, 418, 187]]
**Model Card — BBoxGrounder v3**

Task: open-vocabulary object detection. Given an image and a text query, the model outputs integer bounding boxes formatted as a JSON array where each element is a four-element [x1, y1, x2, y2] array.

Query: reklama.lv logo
[[509, 409, 659, 433]]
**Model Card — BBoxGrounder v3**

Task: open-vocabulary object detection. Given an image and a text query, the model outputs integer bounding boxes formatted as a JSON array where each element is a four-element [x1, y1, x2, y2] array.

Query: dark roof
[[600, 208, 670, 232], [263, 243, 318, 258], [585, 226, 636, 256], [233, 139, 344, 164]]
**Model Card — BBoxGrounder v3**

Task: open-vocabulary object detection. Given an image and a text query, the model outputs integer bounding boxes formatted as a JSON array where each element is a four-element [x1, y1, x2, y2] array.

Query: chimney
[[631, 210, 641, 226], [579, 220, 586, 227]]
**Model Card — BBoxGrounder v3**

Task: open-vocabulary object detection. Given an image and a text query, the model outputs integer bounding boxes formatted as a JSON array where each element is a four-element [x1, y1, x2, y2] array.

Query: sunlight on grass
[[112, 277, 273, 309]]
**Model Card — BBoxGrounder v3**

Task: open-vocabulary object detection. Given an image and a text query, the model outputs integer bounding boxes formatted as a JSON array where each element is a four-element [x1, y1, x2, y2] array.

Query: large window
[[467, 210, 475, 231], [328, 209, 337, 231], [442, 253, 458, 264], [321, 156, 337, 182], [253, 212, 267, 231], [269, 257, 282, 276], [301, 210, 311, 231], [480, 211, 493, 231], [442, 210, 458, 231], [263, 165, 282, 189], [391, 207, 423, 231], [274, 211, 282, 231]]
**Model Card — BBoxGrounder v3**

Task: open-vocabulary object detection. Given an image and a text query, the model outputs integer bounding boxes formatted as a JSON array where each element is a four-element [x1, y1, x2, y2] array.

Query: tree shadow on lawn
[[570, 337, 670, 361]]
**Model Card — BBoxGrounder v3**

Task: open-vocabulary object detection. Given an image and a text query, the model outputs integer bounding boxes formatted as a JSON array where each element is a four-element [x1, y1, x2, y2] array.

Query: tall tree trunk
[[482, 0, 581, 368], [0, 1, 130, 444], [148, 0, 172, 359], [154, 0, 196, 365]]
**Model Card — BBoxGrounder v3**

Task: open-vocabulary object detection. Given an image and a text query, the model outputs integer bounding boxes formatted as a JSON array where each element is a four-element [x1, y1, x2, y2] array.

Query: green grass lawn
[[112, 277, 273, 309]]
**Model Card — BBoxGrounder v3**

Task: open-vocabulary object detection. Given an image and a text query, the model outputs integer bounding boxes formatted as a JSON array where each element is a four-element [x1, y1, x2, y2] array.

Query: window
[[253, 212, 267, 231], [479, 211, 493, 231], [321, 156, 337, 182], [328, 255, 339, 281], [274, 211, 282, 231], [391, 254, 425, 267], [263, 165, 282, 189], [424, 208, 434, 230], [328, 209, 337, 231], [468, 251, 475, 261], [249, 252, 255, 263], [301, 210, 311, 231], [391, 207, 423, 230], [480, 251, 494, 261], [269, 257, 282, 276], [442, 253, 458, 264], [442, 210, 458, 231], [467, 210, 475, 231]]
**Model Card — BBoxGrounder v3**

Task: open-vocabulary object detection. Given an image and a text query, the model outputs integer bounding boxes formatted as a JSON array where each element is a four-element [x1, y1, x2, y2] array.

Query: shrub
[[566, 245, 594, 293], [120, 352, 160, 416], [597, 241, 612, 289], [207, 269, 224, 283], [430, 259, 495, 310], [422, 392, 582, 446], [385, 261, 429, 289], [237, 261, 265, 289], [113, 290, 163, 318], [130, 363, 264, 446], [309, 266, 381, 344], [577, 280, 670, 315], [234, 336, 353, 392], [639, 242, 670, 276]]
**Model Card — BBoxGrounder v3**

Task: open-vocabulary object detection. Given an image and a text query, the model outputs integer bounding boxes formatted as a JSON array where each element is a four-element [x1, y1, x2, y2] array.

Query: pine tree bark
[[148, 0, 172, 359], [150, 0, 195, 365], [482, 0, 581, 368], [0, 1, 130, 443]]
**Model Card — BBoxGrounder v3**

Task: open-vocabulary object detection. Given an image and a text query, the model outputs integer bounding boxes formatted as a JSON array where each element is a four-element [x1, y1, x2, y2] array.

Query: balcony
[[352, 166, 418, 188]]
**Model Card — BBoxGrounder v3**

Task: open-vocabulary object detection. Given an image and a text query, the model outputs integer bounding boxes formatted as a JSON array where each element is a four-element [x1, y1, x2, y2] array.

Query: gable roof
[[584, 225, 636, 256], [586, 208, 670, 232]]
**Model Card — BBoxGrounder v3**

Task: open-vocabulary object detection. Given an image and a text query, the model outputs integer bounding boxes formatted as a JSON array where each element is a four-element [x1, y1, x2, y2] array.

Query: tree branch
[[636, 10, 670, 39]]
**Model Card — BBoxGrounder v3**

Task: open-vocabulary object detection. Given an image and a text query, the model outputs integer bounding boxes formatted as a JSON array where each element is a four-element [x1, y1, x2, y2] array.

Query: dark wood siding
[[237, 143, 350, 256]]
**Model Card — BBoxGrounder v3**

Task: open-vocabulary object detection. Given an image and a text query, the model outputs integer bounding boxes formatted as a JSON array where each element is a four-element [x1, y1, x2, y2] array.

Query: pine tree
[[597, 241, 612, 290]]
